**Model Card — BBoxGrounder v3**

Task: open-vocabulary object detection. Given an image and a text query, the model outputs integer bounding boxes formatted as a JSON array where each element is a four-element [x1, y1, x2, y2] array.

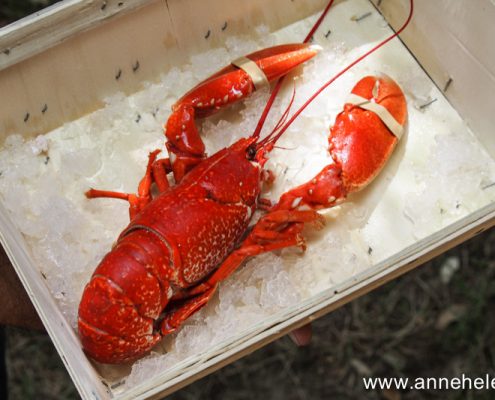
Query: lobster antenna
[[252, 0, 335, 140], [270, 84, 296, 133], [258, 83, 297, 147], [264, 0, 414, 148]]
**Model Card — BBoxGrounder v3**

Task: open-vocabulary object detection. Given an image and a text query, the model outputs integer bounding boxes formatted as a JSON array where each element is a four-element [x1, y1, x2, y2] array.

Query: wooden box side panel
[[0, 0, 326, 142], [374, 0, 495, 157]]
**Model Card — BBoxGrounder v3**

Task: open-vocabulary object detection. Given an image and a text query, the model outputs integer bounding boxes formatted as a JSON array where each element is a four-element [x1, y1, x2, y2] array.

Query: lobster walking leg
[[181, 209, 324, 299], [151, 158, 172, 192], [150, 209, 324, 336], [155, 210, 324, 335], [160, 286, 218, 335], [86, 150, 169, 218]]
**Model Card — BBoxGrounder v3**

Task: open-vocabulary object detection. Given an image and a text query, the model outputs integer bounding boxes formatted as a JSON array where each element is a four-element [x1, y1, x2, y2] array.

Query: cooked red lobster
[[78, 43, 321, 363], [78, 1, 413, 364]]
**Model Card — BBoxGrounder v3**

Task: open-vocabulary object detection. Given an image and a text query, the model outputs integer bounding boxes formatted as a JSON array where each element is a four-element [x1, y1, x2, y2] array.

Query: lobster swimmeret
[[78, 1, 413, 364]]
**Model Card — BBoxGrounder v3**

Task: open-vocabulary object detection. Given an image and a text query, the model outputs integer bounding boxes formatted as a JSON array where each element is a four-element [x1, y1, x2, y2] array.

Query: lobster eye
[[246, 145, 256, 160]]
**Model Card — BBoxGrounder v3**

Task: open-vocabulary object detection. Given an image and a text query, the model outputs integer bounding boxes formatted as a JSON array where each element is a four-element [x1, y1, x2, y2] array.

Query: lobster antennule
[[266, 85, 297, 139]]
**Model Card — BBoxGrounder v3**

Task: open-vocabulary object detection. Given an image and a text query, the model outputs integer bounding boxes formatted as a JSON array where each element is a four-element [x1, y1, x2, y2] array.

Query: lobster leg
[[157, 209, 323, 335], [151, 158, 172, 193], [164, 43, 320, 182], [86, 150, 168, 219], [274, 75, 407, 213], [184, 209, 324, 298], [160, 285, 217, 335]]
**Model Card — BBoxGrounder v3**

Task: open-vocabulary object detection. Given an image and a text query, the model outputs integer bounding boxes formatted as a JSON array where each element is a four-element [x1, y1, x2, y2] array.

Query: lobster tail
[[78, 229, 173, 364]]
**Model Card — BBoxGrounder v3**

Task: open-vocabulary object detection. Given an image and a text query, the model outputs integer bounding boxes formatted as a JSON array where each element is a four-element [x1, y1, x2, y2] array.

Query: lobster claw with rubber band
[[274, 74, 407, 213], [164, 43, 322, 184]]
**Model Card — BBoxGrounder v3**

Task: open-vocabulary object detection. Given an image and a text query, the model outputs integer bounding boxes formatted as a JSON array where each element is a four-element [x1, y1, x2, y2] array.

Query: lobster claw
[[174, 43, 321, 118], [231, 43, 322, 84], [330, 74, 407, 193], [166, 43, 320, 182], [275, 74, 407, 211]]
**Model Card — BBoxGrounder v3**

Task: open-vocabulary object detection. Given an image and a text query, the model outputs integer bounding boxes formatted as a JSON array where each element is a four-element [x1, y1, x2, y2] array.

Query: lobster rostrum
[[78, 0, 413, 364]]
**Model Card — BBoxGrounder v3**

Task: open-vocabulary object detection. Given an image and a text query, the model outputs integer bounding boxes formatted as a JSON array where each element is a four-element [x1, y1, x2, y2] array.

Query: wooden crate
[[0, 0, 494, 399]]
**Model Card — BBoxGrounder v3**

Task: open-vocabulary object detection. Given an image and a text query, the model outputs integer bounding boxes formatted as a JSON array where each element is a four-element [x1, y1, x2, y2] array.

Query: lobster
[[78, 42, 322, 364], [78, 1, 413, 364]]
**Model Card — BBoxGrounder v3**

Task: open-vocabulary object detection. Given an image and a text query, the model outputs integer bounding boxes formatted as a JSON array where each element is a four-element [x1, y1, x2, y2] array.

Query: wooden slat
[[0, 0, 158, 71], [371, 0, 495, 158]]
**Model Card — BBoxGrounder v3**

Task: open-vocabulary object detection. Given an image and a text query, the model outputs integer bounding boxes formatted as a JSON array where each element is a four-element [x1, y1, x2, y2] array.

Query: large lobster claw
[[275, 75, 407, 211], [176, 43, 321, 118], [331, 75, 407, 193], [164, 43, 320, 182]]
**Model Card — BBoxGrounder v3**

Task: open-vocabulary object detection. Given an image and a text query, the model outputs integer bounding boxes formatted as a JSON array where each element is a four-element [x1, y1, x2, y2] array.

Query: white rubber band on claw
[[231, 56, 269, 91], [346, 93, 404, 139]]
